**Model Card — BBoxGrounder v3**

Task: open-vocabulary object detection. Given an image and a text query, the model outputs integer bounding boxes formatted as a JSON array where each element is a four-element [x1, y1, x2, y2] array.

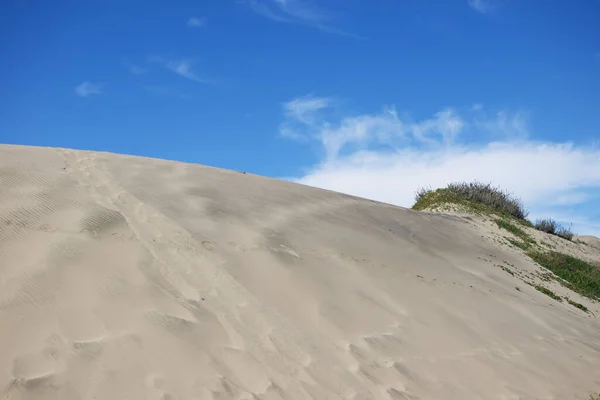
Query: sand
[[576, 236, 600, 251], [1, 144, 600, 400]]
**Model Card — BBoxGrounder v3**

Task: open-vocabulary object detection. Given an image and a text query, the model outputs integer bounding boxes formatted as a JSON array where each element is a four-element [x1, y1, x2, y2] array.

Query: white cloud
[[468, 0, 495, 14], [284, 95, 332, 123], [187, 17, 207, 27], [471, 103, 483, 111], [247, 0, 292, 22], [149, 56, 210, 84], [248, 0, 327, 23], [75, 81, 102, 97], [280, 96, 334, 140], [475, 110, 529, 140], [280, 95, 600, 236], [411, 109, 464, 145], [280, 97, 465, 159], [320, 107, 404, 160], [167, 60, 208, 83], [246, 0, 358, 37]]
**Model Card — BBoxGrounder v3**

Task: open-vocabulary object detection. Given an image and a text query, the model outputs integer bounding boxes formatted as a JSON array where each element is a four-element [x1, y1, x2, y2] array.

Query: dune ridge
[[1, 144, 600, 400]]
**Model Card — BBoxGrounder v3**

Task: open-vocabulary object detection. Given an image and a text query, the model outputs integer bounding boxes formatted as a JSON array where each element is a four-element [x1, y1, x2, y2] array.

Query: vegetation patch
[[535, 285, 562, 302], [500, 266, 515, 276], [413, 181, 528, 220], [535, 270, 556, 283], [533, 218, 575, 241], [495, 218, 532, 240], [541, 240, 555, 249], [566, 298, 589, 313], [507, 239, 530, 251], [495, 218, 537, 250], [527, 251, 600, 301]]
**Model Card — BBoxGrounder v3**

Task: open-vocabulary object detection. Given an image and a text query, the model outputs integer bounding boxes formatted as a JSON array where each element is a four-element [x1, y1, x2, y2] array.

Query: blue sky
[[1, 0, 600, 235]]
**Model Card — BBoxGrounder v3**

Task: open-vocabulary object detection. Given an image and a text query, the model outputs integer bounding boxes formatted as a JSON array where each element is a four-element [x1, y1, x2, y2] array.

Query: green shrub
[[413, 187, 484, 213], [414, 186, 431, 203], [534, 218, 558, 234], [413, 181, 528, 220], [556, 225, 575, 241], [534, 218, 575, 241]]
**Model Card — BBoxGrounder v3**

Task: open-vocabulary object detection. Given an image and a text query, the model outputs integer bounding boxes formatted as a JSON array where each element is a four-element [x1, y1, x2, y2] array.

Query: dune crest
[[1, 144, 600, 400]]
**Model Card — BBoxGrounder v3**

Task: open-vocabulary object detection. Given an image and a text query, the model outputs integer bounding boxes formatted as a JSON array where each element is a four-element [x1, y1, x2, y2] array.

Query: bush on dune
[[413, 181, 582, 243], [412, 181, 575, 240], [534, 218, 559, 234], [534, 218, 575, 241], [413, 181, 529, 221], [413, 182, 577, 241]]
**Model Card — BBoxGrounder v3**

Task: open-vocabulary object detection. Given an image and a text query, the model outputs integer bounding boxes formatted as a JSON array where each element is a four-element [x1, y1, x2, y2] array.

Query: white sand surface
[[1, 144, 600, 400]]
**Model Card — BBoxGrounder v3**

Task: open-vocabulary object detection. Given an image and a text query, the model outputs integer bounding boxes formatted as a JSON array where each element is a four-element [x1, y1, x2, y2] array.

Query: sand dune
[[1, 144, 600, 400], [576, 236, 600, 251]]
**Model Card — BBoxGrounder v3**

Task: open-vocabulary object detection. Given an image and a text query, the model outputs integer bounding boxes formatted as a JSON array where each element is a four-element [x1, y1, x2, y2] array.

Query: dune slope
[[1, 144, 600, 400], [576, 236, 600, 251]]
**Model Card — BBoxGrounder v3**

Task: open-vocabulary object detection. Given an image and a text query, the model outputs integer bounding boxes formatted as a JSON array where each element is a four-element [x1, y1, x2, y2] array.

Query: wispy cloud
[[75, 81, 102, 97], [468, 0, 496, 14], [411, 109, 464, 145], [246, 0, 359, 37], [280, 95, 334, 140], [281, 96, 464, 158], [187, 17, 207, 27], [475, 110, 529, 140], [149, 56, 210, 84], [249, 0, 328, 22], [167, 60, 209, 83], [248, 0, 292, 23], [280, 95, 600, 236], [284, 95, 333, 123]]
